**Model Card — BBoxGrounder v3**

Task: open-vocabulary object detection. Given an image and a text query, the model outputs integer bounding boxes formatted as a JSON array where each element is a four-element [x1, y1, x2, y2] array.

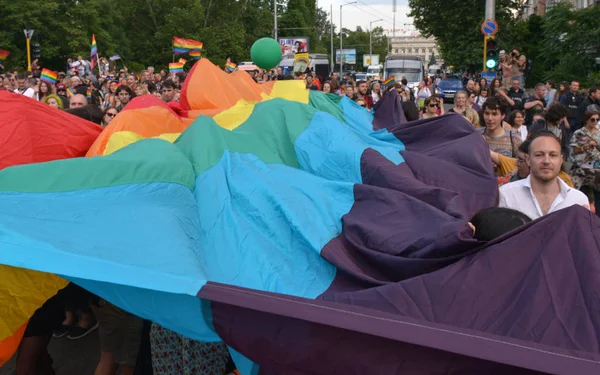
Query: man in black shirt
[[507, 78, 526, 111], [523, 83, 546, 126], [559, 80, 582, 133]]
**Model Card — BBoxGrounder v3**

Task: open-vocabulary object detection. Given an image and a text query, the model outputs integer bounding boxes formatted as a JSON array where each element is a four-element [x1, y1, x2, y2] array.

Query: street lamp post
[[339, 1, 357, 74], [23, 28, 34, 72], [369, 19, 383, 66]]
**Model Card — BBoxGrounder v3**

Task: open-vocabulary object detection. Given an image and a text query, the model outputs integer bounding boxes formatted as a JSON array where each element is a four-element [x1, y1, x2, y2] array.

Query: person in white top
[[13, 73, 36, 99], [499, 130, 589, 220]]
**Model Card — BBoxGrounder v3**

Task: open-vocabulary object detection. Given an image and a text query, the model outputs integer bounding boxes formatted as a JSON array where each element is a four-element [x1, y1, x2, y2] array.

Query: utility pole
[[330, 5, 334, 73], [369, 19, 383, 66], [274, 0, 278, 40], [485, 0, 496, 20], [23, 28, 34, 72], [339, 2, 357, 74], [393, 0, 397, 37]]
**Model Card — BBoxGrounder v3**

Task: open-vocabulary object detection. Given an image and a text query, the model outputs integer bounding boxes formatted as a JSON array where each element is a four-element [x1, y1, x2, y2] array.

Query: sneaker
[[66, 321, 98, 340], [52, 324, 71, 338]]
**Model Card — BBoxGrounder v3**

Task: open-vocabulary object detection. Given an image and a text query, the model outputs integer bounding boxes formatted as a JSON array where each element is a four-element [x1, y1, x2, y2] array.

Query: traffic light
[[484, 36, 497, 71], [31, 43, 41, 59]]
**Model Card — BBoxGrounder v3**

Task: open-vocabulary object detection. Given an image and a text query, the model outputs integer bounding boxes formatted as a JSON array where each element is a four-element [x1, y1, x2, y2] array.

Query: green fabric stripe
[[175, 98, 316, 175], [0, 139, 195, 193], [308, 91, 345, 123]]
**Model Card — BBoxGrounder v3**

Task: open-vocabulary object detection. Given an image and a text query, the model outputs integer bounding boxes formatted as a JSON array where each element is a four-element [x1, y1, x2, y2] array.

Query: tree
[[408, 0, 522, 71], [538, 3, 600, 86]]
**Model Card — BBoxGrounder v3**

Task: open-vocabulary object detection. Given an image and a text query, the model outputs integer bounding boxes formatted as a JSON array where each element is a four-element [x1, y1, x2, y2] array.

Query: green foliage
[[538, 3, 600, 86], [408, 0, 522, 72], [0, 0, 384, 74]]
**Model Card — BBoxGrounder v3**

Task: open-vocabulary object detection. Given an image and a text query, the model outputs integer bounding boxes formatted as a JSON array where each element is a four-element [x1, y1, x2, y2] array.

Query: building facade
[[388, 36, 443, 69], [522, 0, 598, 18]]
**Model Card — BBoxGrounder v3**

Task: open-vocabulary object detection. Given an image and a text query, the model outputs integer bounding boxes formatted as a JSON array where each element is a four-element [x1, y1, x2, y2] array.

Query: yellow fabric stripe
[[104, 131, 182, 156], [0, 266, 68, 340]]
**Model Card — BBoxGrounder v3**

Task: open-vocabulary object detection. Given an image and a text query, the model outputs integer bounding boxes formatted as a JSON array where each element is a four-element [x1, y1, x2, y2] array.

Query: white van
[[383, 55, 424, 89], [278, 54, 330, 78], [366, 65, 383, 79]]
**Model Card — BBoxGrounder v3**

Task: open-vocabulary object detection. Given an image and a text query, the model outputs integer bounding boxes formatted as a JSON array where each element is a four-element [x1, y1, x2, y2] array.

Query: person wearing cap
[[498, 50, 512, 89]]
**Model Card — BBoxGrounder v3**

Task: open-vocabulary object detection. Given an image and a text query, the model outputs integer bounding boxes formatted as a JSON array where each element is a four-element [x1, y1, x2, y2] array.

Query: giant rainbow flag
[[0, 59, 599, 374]]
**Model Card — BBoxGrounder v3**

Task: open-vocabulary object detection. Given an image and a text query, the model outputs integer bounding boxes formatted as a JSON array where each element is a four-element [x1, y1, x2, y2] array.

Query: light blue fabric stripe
[[227, 346, 260, 375], [194, 151, 354, 298], [295, 110, 404, 184], [340, 96, 406, 147], [0, 183, 221, 341]]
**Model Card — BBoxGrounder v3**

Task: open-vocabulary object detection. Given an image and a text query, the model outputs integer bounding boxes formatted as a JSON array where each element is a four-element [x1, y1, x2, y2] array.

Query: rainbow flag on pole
[[90, 34, 98, 69], [189, 50, 201, 59], [168, 62, 184, 74], [226, 62, 236, 72], [66, 88, 76, 98], [0, 49, 9, 65], [109, 54, 121, 61], [40, 69, 58, 84], [179, 58, 187, 65], [383, 76, 395, 87], [173, 37, 203, 55]]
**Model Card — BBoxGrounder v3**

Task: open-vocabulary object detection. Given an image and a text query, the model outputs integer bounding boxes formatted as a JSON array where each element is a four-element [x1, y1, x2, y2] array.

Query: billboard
[[279, 37, 309, 56], [335, 49, 357, 64]]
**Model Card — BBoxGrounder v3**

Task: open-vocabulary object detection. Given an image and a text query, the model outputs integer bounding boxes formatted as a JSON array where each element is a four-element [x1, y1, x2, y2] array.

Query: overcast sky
[[316, 0, 414, 34]]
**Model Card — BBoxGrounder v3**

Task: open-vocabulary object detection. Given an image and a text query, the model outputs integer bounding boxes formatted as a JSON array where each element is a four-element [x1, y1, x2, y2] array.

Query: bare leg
[[16, 335, 54, 375], [94, 351, 118, 375], [62, 310, 75, 326]]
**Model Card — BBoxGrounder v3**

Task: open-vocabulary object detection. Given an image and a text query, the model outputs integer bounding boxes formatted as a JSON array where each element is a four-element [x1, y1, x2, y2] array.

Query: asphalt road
[[0, 333, 100, 375]]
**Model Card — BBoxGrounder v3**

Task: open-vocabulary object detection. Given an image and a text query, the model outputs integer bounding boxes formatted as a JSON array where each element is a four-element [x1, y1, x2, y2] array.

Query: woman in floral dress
[[150, 323, 231, 375], [569, 110, 600, 211]]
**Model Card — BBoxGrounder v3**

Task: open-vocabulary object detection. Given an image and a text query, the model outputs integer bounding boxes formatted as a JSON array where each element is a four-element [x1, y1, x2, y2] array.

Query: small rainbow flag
[[0, 49, 9, 64], [90, 34, 98, 69], [86, 87, 92, 98], [189, 49, 201, 59], [173, 37, 203, 54], [179, 58, 187, 65], [40, 68, 58, 84], [383, 76, 395, 87], [66, 88, 76, 98], [109, 54, 121, 61], [226, 62, 236, 72], [169, 62, 184, 74]]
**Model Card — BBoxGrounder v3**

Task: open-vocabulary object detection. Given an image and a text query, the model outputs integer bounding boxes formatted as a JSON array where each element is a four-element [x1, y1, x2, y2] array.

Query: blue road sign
[[481, 19, 498, 36]]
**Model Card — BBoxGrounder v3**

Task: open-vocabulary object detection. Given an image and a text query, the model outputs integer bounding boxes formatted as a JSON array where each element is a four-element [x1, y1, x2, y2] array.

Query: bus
[[383, 55, 424, 89]]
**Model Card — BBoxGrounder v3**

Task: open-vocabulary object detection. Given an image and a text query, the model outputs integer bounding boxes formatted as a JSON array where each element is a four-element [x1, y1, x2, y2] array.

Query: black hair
[[517, 138, 531, 154], [161, 79, 176, 90], [144, 80, 157, 94], [471, 207, 532, 241], [65, 104, 103, 125], [507, 110, 524, 126], [544, 104, 570, 125], [481, 95, 506, 115], [589, 86, 598, 96], [401, 78, 408, 86], [16, 72, 27, 80], [115, 85, 135, 97]]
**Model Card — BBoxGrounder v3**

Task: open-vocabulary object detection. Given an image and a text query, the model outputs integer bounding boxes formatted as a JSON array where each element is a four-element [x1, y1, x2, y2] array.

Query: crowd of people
[[1, 53, 599, 374]]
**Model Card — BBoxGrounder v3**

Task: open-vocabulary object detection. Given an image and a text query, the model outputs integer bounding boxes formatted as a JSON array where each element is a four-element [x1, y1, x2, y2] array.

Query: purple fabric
[[373, 89, 407, 128], [203, 93, 600, 374]]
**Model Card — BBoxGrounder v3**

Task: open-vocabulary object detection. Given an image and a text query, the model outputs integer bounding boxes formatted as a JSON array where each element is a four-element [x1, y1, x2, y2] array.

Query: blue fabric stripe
[[0, 183, 221, 341], [295, 109, 404, 184], [194, 151, 353, 298]]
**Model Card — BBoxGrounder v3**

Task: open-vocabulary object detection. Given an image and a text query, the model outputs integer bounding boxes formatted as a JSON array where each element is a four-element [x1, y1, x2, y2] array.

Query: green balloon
[[250, 38, 282, 70]]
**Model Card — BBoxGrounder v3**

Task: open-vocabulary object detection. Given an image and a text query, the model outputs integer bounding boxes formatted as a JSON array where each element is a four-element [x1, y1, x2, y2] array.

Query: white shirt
[[14, 87, 35, 99], [499, 175, 588, 220]]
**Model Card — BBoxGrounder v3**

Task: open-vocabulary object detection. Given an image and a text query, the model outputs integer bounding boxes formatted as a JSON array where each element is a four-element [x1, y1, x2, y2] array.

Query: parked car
[[434, 78, 464, 102], [354, 72, 367, 82]]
